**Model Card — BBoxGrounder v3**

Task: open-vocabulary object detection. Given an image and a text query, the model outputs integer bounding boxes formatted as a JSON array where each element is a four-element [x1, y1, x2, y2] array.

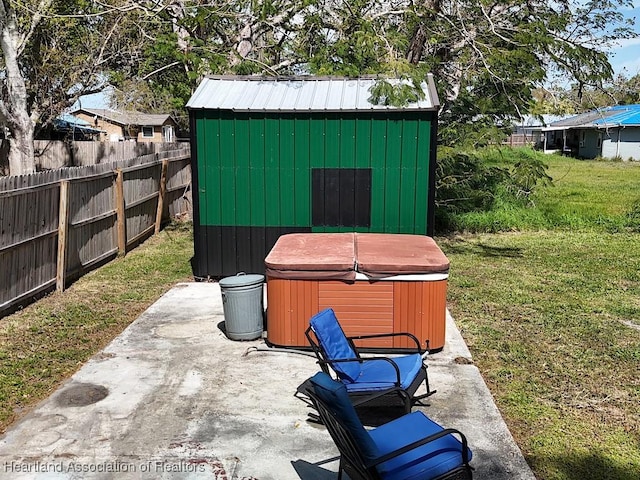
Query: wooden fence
[[1, 140, 189, 174], [0, 149, 192, 316], [503, 133, 535, 147]]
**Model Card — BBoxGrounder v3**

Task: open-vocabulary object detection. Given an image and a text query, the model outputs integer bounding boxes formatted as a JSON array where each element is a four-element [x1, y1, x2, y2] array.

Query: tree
[[300, 0, 636, 146], [0, 0, 47, 175], [531, 71, 640, 117], [106, 0, 313, 126], [0, 0, 117, 175], [1, 0, 635, 174], [91, 0, 636, 146], [610, 74, 640, 105]]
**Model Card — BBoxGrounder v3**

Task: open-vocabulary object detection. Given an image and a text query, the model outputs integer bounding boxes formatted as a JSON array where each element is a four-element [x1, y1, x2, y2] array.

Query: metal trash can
[[219, 273, 265, 340]]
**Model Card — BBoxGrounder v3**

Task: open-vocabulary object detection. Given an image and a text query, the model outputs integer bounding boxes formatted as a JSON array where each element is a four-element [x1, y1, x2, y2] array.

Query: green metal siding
[[194, 110, 433, 233], [248, 118, 266, 226], [294, 116, 311, 226], [400, 119, 419, 232]]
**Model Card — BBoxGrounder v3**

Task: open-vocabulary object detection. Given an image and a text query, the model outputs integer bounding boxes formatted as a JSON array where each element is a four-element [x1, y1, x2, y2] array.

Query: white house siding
[[602, 127, 640, 160]]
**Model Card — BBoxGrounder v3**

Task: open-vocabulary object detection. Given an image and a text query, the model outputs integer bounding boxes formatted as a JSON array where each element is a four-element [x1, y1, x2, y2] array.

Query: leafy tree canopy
[[533, 73, 640, 116], [103, 0, 636, 147], [0, 0, 636, 173]]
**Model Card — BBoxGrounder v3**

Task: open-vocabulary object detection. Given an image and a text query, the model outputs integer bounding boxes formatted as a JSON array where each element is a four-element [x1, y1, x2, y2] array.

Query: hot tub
[[265, 233, 449, 352]]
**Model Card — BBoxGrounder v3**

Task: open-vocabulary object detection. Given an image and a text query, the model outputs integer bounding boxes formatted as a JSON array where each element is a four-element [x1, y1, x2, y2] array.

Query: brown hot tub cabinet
[[265, 233, 449, 351]]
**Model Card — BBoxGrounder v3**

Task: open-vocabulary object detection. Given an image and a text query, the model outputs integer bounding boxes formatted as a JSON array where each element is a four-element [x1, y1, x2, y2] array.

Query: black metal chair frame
[[302, 325, 436, 413], [302, 381, 473, 480]]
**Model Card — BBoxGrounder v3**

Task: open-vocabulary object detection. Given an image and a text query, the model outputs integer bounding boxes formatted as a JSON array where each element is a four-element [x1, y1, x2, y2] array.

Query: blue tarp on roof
[[592, 104, 640, 126], [54, 114, 103, 134], [549, 104, 640, 129]]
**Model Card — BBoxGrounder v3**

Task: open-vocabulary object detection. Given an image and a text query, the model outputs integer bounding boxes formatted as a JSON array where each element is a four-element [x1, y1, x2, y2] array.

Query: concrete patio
[[0, 282, 536, 479]]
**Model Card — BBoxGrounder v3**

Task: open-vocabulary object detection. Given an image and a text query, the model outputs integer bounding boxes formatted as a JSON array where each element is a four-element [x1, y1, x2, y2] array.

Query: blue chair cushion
[[309, 372, 380, 464], [310, 308, 361, 382], [341, 353, 423, 392], [370, 412, 472, 480]]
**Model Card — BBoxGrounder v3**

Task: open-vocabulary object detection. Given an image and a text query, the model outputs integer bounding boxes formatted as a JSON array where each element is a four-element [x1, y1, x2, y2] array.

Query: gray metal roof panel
[[219, 81, 249, 110], [186, 79, 210, 109], [266, 81, 291, 110], [246, 81, 271, 110], [309, 80, 331, 110], [353, 79, 366, 109], [186, 76, 440, 111], [326, 78, 345, 109]]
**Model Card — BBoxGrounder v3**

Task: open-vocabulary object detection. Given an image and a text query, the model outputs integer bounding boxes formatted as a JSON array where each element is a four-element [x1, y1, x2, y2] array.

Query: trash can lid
[[219, 273, 265, 288]]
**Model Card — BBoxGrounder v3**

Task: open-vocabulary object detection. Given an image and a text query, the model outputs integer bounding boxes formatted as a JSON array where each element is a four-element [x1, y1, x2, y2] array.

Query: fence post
[[115, 169, 127, 255], [56, 180, 70, 292], [155, 159, 169, 234]]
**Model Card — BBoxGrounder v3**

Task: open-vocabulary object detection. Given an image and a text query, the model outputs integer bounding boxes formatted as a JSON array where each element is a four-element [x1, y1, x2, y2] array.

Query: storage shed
[[186, 76, 440, 278]]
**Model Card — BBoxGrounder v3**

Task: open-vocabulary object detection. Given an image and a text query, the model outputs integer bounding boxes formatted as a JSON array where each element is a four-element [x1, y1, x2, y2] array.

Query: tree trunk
[[407, 24, 426, 65], [7, 117, 35, 175], [0, 0, 36, 175]]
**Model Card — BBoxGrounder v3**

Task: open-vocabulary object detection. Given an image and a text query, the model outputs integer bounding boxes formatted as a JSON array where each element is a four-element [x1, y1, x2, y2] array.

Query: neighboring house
[[534, 104, 640, 160], [48, 114, 104, 141], [505, 114, 569, 147], [72, 108, 178, 143]]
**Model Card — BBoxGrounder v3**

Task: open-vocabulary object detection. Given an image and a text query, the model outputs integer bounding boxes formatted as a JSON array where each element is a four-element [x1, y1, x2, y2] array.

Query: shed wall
[[190, 110, 436, 278]]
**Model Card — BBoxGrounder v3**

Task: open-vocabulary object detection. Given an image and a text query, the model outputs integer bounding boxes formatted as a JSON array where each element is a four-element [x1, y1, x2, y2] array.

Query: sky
[[608, 4, 640, 77], [71, 87, 113, 111]]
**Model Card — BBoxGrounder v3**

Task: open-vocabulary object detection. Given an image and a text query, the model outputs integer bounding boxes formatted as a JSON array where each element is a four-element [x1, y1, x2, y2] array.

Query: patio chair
[[304, 371, 473, 480], [302, 308, 435, 413]]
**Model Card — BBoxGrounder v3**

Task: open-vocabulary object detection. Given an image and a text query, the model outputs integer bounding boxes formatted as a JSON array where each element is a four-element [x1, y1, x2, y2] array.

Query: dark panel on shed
[[196, 226, 312, 277], [220, 226, 239, 274], [339, 169, 356, 226], [312, 168, 371, 228], [235, 227, 253, 273], [354, 169, 372, 227]]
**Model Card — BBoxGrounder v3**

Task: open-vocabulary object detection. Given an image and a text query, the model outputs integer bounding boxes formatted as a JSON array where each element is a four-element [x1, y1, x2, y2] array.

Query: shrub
[[435, 147, 553, 232], [434, 148, 509, 231], [505, 155, 553, 205]]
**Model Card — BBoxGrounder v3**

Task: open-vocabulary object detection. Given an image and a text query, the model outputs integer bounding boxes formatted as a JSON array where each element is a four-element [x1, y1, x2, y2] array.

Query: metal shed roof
[[186, 75, 440, 112]]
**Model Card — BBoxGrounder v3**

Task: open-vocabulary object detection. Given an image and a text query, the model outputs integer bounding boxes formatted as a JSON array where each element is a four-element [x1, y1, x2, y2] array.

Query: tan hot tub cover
[[265, 233, 449, 279], [265, 233, 450, 351], [355, 233, 449, 278], [265, 233, 356, 280]]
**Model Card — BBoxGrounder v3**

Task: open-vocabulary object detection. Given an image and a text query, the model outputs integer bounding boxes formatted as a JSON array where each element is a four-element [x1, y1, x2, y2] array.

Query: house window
[[142, 126, 154, 138], [162, 125, 174, 142]]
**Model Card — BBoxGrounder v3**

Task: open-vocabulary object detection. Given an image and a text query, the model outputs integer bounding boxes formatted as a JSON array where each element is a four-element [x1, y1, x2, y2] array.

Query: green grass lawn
[[437, 151, 640, 479], [540, 156, 640, 228], [0, 152, 638, 479], [439, 232, 640, 480], [454, 151, 640, 233]]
